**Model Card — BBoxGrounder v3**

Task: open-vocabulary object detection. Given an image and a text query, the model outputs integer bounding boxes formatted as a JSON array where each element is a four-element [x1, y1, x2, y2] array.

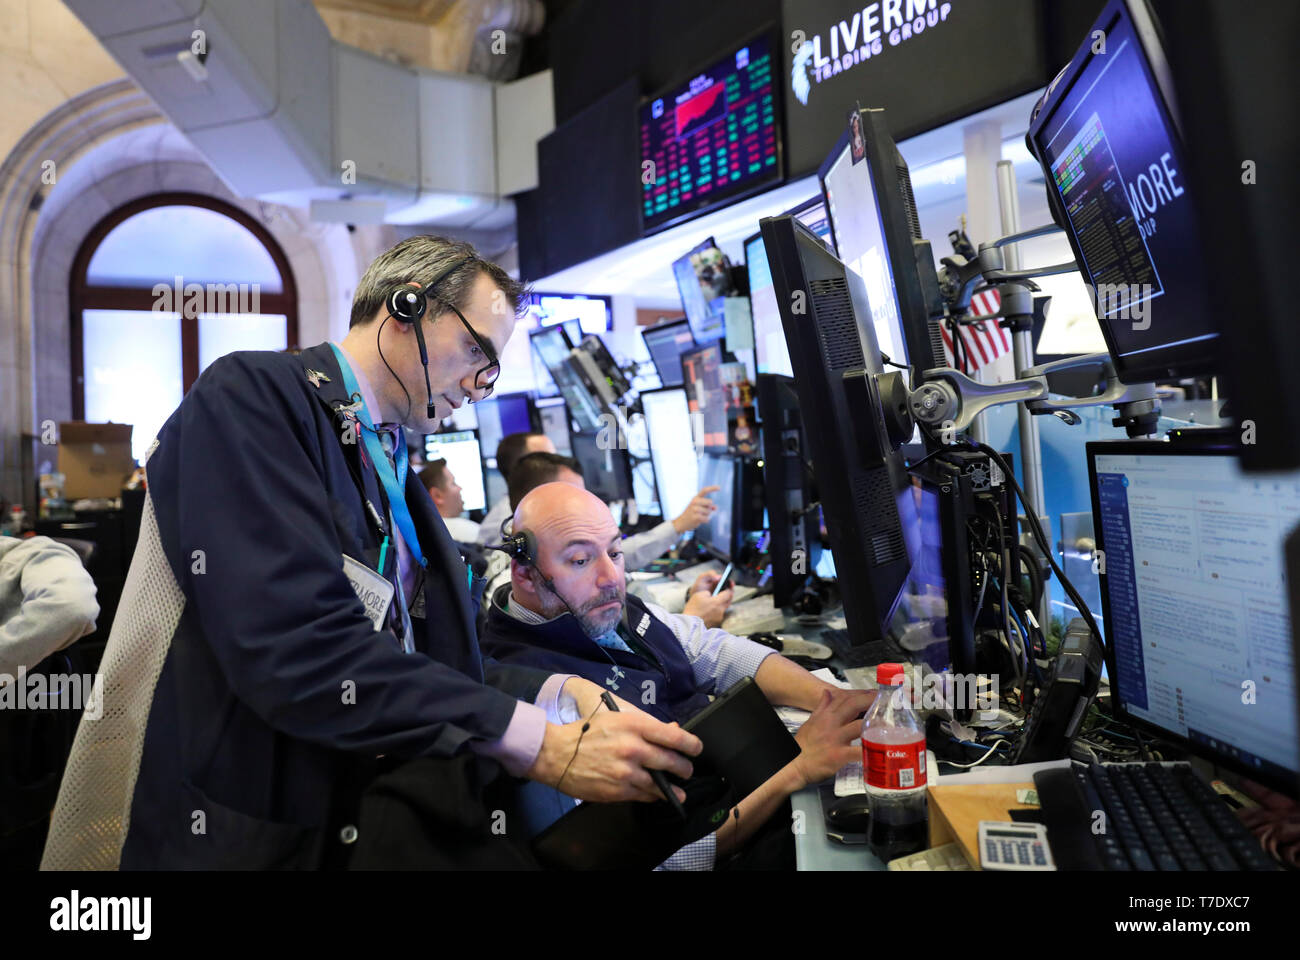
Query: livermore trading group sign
[[791, 0, 954, 105], [781, 0, 1048, 177]]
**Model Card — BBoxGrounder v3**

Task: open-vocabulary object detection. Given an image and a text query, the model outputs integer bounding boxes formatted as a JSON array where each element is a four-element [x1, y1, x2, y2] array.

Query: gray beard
[[533, 576, 624, 639]]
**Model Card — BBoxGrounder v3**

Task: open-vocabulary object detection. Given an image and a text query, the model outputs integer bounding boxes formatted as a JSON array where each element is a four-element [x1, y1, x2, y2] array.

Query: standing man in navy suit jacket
[[42, 235, 699, 870]]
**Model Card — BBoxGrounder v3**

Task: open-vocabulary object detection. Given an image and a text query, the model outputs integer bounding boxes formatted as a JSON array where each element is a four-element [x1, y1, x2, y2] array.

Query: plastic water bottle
[[862, 662, 928, 861]]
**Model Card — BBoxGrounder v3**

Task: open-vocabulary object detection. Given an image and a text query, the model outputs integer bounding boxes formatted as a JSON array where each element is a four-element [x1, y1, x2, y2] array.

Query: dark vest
[[480, 591, 713, 724]]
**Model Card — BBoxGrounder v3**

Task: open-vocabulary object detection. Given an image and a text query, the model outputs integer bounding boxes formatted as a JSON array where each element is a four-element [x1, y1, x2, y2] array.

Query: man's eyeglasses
[[444, 303, 500, 398]]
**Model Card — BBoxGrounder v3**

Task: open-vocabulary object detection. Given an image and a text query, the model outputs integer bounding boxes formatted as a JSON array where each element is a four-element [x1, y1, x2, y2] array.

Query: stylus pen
[[600, 691, 688, 820]]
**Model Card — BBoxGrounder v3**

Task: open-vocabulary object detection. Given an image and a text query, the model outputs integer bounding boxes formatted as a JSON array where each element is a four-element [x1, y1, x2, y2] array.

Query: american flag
[[940, 288, 1011, 374]]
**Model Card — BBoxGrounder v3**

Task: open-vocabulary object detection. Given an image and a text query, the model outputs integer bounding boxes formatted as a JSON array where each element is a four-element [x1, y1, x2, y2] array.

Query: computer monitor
[[694, 453, 737, 561], [746, 233, 789, 379], [641, 318, 696, 388], [680, 342, 728, 453], [787, 195, 835, 252], [672, 237, 734, 344], [569, 432, 633, 503], [760, 213, 917, 645], [819, 107, 945, 379], [638, 31, 780, 234], [534, 396, 572, 457], [424, 430, 486, 513], [641, 387, 700, 523], [475, 393, 534, 471], [1027, 0, 1216, 385], [529, 325, 604, 433], [1088, 436, 1299, 795], [756, 374, 815, 606], [747, 198, 836, 381], [529, 292, 612, 335], [574, 334, 631, 402]]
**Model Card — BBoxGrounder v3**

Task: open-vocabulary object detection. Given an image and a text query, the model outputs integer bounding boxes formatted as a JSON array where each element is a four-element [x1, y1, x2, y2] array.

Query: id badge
[[342, 554, 394, 631]]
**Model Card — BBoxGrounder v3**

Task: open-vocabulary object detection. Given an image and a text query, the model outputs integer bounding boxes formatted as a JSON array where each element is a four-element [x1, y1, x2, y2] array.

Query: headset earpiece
[[385, 284, 427, 324], [489, 524, 537, 567], [504, 530, 537, 566]]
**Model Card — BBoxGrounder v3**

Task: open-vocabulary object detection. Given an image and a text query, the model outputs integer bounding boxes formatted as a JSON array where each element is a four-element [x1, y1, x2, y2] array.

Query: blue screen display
[[1033, 2, 1216, 371]]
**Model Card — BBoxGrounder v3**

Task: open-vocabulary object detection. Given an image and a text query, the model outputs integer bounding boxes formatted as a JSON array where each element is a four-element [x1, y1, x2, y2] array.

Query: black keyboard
[[818, 628, 908, 668], [1035, 761, 1277, 871]]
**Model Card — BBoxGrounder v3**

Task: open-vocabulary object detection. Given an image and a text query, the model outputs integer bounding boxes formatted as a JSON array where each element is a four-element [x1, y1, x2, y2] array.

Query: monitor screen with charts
[[641, 318, 696, 387], [638, 33, 780, 234], [1028, 0, 1217, 382]]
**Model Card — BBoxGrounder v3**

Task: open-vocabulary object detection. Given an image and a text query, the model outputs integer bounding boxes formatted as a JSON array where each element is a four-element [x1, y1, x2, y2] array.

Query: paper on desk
[[812, 668, 851, 689], [776, 706, 810, 734], [776, 670, 853, 733]]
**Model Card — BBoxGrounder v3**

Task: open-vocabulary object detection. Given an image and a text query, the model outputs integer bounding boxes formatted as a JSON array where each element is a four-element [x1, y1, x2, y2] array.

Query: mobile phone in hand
[[712, 562, 734, 596]]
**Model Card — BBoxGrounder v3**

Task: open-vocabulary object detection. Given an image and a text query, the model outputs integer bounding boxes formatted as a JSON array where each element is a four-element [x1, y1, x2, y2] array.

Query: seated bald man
[[479, 482, 874, 870], [478, 451, 733, 628]]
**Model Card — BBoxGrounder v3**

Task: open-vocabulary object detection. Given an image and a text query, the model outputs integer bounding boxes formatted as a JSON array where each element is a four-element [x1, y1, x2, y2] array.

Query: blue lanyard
[[329, 344, 427, 573]]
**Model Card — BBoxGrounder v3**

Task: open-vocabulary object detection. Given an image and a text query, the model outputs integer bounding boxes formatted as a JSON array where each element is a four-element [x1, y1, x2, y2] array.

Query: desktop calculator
[[978, 821, 1056, 871]]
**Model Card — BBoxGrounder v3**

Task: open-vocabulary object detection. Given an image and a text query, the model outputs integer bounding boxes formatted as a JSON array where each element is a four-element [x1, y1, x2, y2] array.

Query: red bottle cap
[[876, 662, 906, 686]]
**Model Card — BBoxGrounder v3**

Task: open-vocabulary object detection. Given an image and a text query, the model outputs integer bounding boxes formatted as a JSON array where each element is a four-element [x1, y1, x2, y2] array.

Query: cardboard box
[[58, 422, 134, 499]]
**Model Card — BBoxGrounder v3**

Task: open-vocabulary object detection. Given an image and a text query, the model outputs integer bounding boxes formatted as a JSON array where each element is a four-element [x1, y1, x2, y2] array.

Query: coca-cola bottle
[[862, 662, 928, 861]]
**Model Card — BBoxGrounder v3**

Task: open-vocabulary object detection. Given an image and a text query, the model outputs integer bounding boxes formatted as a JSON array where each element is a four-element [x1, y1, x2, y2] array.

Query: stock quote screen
[[639, 35, 779, 233]]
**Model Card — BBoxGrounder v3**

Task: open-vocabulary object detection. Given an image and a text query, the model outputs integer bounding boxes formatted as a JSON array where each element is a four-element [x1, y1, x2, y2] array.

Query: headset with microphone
[[383, 255, 474, 420], [487, 522, 595, 624]]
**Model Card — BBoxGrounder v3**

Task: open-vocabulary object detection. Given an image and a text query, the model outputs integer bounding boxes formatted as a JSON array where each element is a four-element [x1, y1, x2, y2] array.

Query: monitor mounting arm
[[908, 354, 1161, 438], [915, 222, 1162, 439]]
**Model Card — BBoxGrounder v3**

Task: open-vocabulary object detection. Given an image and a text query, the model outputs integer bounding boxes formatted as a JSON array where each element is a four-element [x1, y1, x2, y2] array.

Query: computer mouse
[[825, 794, 871, 835], [748, 632, 783, 651]]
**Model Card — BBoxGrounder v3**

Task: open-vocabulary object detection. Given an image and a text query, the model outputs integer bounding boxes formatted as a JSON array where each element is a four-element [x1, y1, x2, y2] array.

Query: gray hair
[[349, 234, 528, 328]]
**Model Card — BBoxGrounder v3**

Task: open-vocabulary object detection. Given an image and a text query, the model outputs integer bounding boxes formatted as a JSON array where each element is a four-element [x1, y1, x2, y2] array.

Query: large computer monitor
[[424, 430, 487, 513], [641, 387, 700, 522], [1088, 436, 1299, 795], [672, 237, 734, 344], [641, 318, 696, 387], [760, 213, 917, 645], [529, 325, 604, 433], [680, 342, 728, 453], [694, 453, 737, 561], [638, 31, 780, 235], [819, 107, 945, 380], [569, 432, 633, 503], [1027, 0, 1216, 385]]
